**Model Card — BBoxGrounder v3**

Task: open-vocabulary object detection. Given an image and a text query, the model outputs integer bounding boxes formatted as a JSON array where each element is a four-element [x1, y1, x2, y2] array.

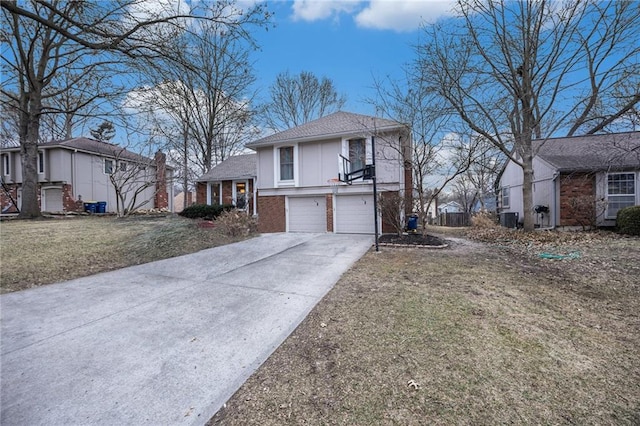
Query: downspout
[[252, 178, 257, 216], [552, 171, 560, 229]]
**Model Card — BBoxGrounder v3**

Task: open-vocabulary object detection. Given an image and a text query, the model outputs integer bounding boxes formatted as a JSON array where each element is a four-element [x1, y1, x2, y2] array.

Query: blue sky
[[250, 1, 457, 115]]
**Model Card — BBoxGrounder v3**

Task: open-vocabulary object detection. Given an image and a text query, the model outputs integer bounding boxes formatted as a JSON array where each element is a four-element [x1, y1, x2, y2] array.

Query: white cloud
[[356, 0, 456, 32], [290, 0, 456, 31], [291, 0, 360, 22]]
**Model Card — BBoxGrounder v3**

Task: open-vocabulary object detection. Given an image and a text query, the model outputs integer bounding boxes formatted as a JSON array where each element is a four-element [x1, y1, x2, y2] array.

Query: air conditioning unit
[[500, 212, 519, 228]]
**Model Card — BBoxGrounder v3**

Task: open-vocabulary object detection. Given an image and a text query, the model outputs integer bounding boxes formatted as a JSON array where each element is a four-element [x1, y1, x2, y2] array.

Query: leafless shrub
[[215, 210, 257, 237], [471, 211, 499, 228]]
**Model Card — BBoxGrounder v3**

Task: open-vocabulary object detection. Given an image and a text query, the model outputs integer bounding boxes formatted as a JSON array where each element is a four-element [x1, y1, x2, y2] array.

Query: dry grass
[[0, 215, 247, 294], [210, 232, 640, 425]]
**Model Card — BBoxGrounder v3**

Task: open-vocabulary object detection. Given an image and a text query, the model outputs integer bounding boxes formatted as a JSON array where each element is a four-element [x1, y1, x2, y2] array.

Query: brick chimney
[[154, 150, 168, 210]]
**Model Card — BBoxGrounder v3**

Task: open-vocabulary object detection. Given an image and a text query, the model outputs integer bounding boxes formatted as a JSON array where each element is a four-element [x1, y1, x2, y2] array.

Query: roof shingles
[[197, 154, 256, 182], [535, 132, 639, 172], [246, 111, 406, 148]]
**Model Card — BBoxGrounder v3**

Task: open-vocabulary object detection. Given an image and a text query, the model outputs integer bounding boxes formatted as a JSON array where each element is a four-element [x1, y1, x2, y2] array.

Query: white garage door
[[42, 188, 63, 212], [335, 194, 375, 234], [288, 196, 327, 232]]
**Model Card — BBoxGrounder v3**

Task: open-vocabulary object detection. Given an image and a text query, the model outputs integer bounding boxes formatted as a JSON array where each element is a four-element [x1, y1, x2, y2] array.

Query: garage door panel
[[288, 197, 326, 233], [335, 194, 375, 234], [43, 188, 63, 212]]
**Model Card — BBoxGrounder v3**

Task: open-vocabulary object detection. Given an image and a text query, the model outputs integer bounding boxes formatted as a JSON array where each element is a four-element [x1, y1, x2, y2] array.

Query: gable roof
[[196, 154, 256, 182], [246, 111, 406, 148], [534, 131, 639, 172], [35, 137, 153, 163]]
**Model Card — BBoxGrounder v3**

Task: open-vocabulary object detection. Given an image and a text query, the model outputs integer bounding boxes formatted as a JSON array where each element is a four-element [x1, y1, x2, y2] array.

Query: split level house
[[0, 137, 173, 214], [498, 131, 640, 229], [196, 111, 413, 234]]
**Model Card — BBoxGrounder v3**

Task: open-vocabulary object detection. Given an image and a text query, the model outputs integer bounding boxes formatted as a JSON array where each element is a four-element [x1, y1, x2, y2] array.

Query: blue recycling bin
[[407, 214, 418, 232], [84, 202, 98, 213], [96, 201, 107, 213]]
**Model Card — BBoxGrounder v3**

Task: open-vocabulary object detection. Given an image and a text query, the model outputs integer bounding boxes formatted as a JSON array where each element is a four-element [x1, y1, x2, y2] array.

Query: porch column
[[206, 182, 211, 205]]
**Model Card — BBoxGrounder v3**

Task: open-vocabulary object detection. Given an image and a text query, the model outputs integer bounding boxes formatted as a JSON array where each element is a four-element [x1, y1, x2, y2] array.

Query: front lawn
[[210, 230, 640, 425], [0, 215, 247, 294]]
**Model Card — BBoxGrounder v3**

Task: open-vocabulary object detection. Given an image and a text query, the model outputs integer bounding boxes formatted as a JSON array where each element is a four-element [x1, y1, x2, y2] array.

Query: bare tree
[[1, 0, 271, 218], [417, 0, 640, 230], [371, 73, 482, 232], [262, 71, 347, 131]]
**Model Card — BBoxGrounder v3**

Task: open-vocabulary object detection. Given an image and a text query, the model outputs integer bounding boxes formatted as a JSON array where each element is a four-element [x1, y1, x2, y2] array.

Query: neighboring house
[[244, 111, 412, 234], [0, 137, 173, 214], [437, 201, 463, 214], [195, 153, 257, 215], [173, 190, 196, 213], [472, 194, 497, 213], [498, 132, 639, 228]]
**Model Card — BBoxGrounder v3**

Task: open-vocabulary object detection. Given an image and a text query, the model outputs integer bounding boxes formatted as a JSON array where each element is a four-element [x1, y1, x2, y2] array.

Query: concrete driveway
[[1, 232, 372, 425]]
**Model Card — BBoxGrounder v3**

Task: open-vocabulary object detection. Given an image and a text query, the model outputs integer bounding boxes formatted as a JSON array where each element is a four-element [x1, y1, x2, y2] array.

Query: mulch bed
[[378, 233, 447, 248]]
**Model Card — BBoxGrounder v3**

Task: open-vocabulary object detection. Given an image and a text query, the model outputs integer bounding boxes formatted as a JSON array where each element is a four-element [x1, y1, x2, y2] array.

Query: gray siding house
[[498, 132, 639, 228], [245, 111, 412, 234], [1, 137, 172, 214]]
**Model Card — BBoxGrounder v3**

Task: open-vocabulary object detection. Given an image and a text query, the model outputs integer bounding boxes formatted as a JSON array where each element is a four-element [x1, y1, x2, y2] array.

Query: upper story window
[[349, 138, 366, 172], [104, 159, 114, 174], [119, 161, 127, 172], [500, 186, 510, 208], [2, 154, 9, 176], [279, 146, 294, 181], [607, 172, 636, 218], [38, 151, 45, 174]]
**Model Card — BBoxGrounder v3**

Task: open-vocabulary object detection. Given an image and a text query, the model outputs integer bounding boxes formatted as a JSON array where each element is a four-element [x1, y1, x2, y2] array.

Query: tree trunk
[[522, 157, 535, 231], [18, 94, 43, 219]]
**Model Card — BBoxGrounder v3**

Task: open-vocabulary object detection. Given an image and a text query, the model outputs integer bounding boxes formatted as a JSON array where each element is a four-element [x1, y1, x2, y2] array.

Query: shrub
[[616, 205, 640, 236], [179, 203, 233, 220], [471, 211, 499, 228], [215, 210, 257, 237]]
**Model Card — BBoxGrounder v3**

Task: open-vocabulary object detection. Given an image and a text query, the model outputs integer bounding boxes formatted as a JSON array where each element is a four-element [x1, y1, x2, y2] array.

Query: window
[[234, 181, 247, 210], [119, 161, 127, 172], [607, 173, 636, 218], [2, 154, 9, 176], [104, 159, 114, 174], [279, 146, 294, 181], [349, 139, 366, 172], [38, 151, 45, 174], [501, 186, 510, 208]]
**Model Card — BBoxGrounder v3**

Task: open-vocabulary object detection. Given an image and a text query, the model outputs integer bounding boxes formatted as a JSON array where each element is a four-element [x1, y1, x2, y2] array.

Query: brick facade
[[221, 181, 233, 205], [379, 190, 398, 234], [0, 183, 83, 213], [154, 151, 168, 210], [257, 194, 286, 233], [326, 194, 333, 232], [0, 184, 20, 213], [196, 182, 207, 204], [559, 172, 596, 227]]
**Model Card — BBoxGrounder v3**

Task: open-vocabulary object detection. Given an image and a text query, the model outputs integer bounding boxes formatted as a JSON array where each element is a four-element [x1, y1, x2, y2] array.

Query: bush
[[179, 203, 233, 220], [215, 210, 257, 237], [616, 205, 640, 236], [471, 211, 499, 228]]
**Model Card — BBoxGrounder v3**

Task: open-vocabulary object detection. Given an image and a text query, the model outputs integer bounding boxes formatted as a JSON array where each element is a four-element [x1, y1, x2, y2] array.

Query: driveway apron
[[1, 232, 373, 425]]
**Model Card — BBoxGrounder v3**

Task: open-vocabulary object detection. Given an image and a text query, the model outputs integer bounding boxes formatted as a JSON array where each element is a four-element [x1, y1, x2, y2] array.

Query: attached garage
[[287, 196, 327, 232], [42, 187, 63, 212], [334, 194, 376, 234]]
